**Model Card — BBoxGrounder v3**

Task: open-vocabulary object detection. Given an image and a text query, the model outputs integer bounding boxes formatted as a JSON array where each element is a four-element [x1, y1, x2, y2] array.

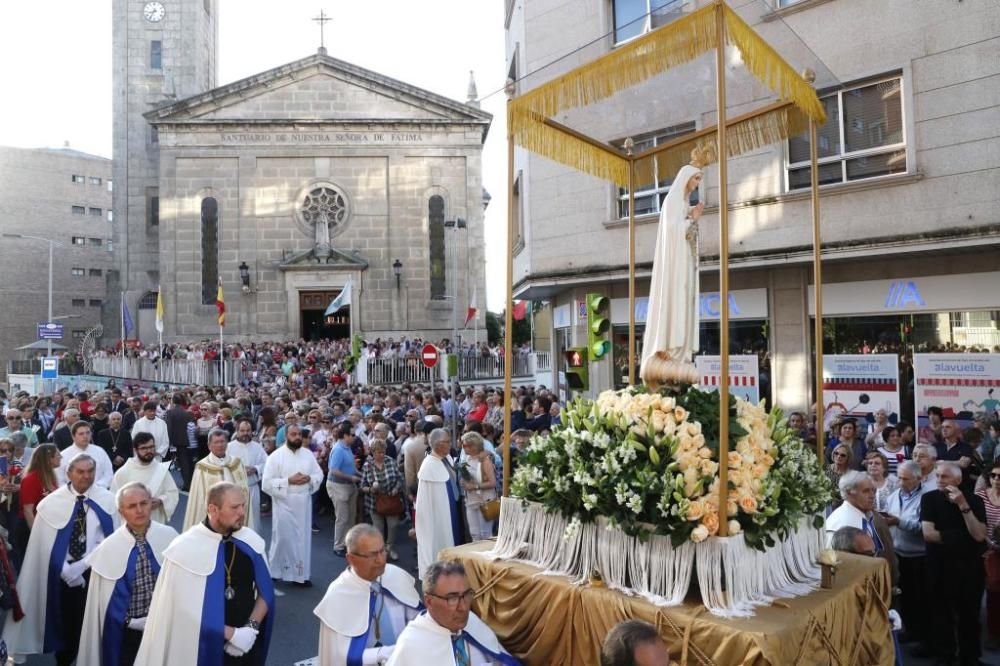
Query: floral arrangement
[[510, 385, 831, 550]]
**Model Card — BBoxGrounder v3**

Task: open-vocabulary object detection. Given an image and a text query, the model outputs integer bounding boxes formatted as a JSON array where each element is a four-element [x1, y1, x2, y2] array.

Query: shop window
[[616, 122, 697, 219], [428, 195, 446, 300], [787, 75, 906, 190], [201, 197, 219, 305]]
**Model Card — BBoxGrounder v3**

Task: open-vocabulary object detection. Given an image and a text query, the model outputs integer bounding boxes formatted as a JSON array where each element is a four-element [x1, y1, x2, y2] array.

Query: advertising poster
[[822, 355, 900, 435], [913, 354, 1000, 432], [695, 355, 760, 404]]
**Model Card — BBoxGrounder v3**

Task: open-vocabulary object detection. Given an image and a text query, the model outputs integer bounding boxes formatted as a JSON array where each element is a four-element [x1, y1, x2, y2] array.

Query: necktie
[[452, 635, 471, 666], [370, 583, 396, 646], [68, 496, 88, 561], [862, 516, 884, 555], [128, 532, 156, 621]]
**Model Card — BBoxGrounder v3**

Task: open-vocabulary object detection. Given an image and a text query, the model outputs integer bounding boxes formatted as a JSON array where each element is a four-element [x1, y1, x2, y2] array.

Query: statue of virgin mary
[[640, 153, 706, 389]]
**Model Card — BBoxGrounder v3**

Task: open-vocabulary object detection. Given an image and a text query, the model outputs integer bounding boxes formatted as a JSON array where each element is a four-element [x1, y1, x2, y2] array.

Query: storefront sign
[[611, 288, 768, 325], [808, 272, 1000, 316], [913, 353, 1000, 431], [821, 354, 899, 435], [695, 355, 760, 403]]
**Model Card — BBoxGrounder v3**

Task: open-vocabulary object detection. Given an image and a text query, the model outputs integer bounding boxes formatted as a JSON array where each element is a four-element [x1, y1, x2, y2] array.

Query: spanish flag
[[216, 279, 225, 327]]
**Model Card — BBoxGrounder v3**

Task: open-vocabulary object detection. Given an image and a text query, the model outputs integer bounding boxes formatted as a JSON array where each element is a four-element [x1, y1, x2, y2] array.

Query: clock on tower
[[143, 2, 165, 22]]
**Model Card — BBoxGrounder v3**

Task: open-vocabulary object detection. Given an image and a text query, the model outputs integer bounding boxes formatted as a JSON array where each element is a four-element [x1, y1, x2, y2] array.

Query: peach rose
[[728, 451, 743, 469], [739, 494, 758, 514], [686, 500, 705, 521], [702, 511, 720, 535]]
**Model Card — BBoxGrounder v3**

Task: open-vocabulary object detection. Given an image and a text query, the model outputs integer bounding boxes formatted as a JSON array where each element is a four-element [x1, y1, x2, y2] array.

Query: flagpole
[[120, 292, 126, 381]]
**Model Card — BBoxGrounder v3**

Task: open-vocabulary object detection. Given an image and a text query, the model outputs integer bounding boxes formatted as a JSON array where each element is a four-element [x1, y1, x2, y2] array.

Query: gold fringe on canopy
[[508, 0, 826, 187]]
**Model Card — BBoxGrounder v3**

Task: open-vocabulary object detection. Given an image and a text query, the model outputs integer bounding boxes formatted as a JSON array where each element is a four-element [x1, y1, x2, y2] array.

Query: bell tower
[[110, 0, 218, 331]]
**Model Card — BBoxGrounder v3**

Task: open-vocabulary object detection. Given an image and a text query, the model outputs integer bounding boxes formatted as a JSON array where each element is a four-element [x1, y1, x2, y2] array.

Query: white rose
[[727, 519, 742, 535], [691, 525, 710, 543]]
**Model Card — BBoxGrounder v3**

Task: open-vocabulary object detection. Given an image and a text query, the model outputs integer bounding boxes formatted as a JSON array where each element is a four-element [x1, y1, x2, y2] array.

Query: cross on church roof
[[312, 9, 331, 53]]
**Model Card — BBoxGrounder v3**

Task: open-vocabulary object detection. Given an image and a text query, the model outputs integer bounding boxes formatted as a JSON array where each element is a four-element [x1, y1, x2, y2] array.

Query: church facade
[[108, 0, 490, 344]]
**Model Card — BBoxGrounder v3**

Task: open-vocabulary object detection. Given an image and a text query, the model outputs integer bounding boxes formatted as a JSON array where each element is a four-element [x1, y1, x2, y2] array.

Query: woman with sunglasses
[[826, 443, 853, 511], [976, 461, 1000, 649]]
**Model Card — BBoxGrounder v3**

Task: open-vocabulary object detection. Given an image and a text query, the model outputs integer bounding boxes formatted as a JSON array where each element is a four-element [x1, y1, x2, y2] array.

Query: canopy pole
[[627, 149, 637, 387], [714, 0, 731, 538], [502, 100, 515, 498], [806, 70, 825, 462]]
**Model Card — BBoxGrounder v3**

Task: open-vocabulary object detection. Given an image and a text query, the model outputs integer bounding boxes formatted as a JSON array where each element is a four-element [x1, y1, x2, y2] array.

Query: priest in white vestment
[[416, 429, 463, 579], [228, 419, 269, 532], [135, 482, 275, 665], [388, 560, 520, 666], [55, 420, 115, 488], [3, 454, 118, 664], [80, 482, 179, 666], [130, 401, 170, 460], [183, 427, 254, 532], [111, 431, 180, 523], [261, 425, 323, 584], [314, 524, 422, 665]]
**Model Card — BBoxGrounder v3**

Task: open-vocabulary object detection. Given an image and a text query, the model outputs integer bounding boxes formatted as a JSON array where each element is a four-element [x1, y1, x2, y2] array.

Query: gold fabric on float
[[442, 542, 894, 666]]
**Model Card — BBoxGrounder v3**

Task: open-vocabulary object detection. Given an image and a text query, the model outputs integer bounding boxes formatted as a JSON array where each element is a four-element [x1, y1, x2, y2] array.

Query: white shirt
[[824, 501, 867, 548], [131, 416, 170, 460], [57, 444, 115, 489]]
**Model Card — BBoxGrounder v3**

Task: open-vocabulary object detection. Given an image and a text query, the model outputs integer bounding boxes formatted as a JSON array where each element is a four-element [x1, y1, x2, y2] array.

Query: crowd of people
[[816, 406, 1000, 666]]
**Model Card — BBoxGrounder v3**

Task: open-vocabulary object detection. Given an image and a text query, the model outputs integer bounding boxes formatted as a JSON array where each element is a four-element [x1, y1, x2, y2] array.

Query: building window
[[428, 195, 446, 300], [71, 267, 85, 276], [88, 238, 103, 247], [71, 175, 85, 184], [107, 180, 113, 193], [72, 330, 87, 340], [613, 0, 683, 44], [72, 299, 85, 307], [72, 236, 86, 246], [89, 207, 102, 217], [149, 126, 159, 145], [616, 122, 697, 218], [89, 176, 102, 186], [107, 210, 113, 222], [72, 205, 86, 215], [107, 240, 113, 253], [151, 40, 162, 70], [787, 75, 905, 190], [201, 197, 219, 305], [89, 299, 102, 307], [138, 291, 159, 309], [89, 269, 103, 277], [146, 189, 159, 226]]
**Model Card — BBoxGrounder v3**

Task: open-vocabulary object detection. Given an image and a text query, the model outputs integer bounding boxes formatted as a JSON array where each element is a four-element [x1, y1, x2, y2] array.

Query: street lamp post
[[444, 217, 467, 450]]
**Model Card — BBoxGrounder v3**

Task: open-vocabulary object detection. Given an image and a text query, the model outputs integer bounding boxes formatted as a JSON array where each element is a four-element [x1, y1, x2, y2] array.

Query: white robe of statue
[[111, 458, 180, 523], [640, 163, 704, 387], [227, 438, 268, 531], [261, 444, 323, 582]]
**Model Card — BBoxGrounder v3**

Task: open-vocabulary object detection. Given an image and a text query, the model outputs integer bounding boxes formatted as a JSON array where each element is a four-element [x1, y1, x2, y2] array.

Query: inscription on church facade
[[220, 132, 428, 145]]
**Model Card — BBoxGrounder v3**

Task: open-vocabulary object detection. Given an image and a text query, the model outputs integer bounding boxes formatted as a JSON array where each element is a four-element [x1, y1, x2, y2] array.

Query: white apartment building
[[505, 0, 1000, 412]]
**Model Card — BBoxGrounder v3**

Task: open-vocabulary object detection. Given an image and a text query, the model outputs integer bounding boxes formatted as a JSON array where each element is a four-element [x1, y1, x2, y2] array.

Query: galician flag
[[325, 279, 352, 315], [216, 279, 225, 327], [464, 286, 478, 326], [155, 286, 164, 333]]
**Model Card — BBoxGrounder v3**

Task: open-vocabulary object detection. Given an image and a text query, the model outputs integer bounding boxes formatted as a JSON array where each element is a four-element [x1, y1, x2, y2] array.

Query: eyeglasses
[[6, 417, 21, 421], [427, 589, 476, 609], [833, 453, 848, 458], [989, 473, 1000, 480], [349, 547, 387, 559]]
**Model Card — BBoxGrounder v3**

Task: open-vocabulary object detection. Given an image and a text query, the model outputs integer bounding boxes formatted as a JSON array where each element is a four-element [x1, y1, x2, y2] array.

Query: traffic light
[[586, 293, 610, 359], [563, 347, 589, 391]]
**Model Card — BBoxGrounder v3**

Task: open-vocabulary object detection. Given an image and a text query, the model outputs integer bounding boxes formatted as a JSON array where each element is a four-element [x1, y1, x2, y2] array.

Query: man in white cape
[[55, 420, 115, 488], [314, 525, 422, 665], [388, 560, 520, 666], [135, 482, 275, 665], [261, 424, 323, 585], [111, 431, 180, 523], [3, 454, 118, 664], [79, 482, 179, 666], [228, 418, 269, 530], [184, 427, 254, 531], [415, 428, 463, 578]]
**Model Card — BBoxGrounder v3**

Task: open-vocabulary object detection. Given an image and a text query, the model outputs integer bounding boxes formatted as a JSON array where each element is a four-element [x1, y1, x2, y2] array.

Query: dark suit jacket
[[95, 427, 133, 464], [51, 424, 73, 450]]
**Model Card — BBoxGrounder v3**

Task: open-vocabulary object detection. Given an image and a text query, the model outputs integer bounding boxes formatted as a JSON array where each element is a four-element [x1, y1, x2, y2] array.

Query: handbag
[[479, 498, 501, 522], [375, 492, 404, 517]]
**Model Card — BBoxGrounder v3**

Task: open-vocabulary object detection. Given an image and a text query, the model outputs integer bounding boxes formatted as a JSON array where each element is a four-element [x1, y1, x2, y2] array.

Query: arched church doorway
[[299, 291, 350, 341]]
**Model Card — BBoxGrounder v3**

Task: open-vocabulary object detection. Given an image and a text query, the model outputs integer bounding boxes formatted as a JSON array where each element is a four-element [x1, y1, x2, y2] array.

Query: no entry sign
[[421, 343, 439, 369]]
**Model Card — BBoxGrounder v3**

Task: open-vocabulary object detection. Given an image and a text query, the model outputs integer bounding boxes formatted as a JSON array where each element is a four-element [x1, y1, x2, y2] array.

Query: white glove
[[888, 609, 902, 631], [375, 645, 395, 664], [229, 625, 258, 653], [223, 642, 245, 658], [60, 560, 88, 586], [127, 617, 147, 631]]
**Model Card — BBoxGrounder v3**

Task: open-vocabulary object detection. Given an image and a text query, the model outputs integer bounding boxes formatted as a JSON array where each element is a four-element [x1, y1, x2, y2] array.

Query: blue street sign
[[41, 357, 59, 379], [37, 323, 64, 340]]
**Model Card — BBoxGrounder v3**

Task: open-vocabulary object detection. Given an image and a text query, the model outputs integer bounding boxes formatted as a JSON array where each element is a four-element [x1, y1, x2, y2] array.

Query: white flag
[[325, 280, 352, 315]]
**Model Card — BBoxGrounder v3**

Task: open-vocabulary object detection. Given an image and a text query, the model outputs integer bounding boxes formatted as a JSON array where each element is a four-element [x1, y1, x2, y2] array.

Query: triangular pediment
[[146, 51, 491, 127], [277, 246, 370, 271]]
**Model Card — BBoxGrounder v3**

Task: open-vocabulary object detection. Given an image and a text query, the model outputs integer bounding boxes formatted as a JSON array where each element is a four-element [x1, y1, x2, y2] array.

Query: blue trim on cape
[[463, 629, 522, 666], [43, 498, 114, 654], [102, 540, 161, 666], [346, 591, 376, 666], [444, 478, 463, 546], [197, 538, 276, 666]]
